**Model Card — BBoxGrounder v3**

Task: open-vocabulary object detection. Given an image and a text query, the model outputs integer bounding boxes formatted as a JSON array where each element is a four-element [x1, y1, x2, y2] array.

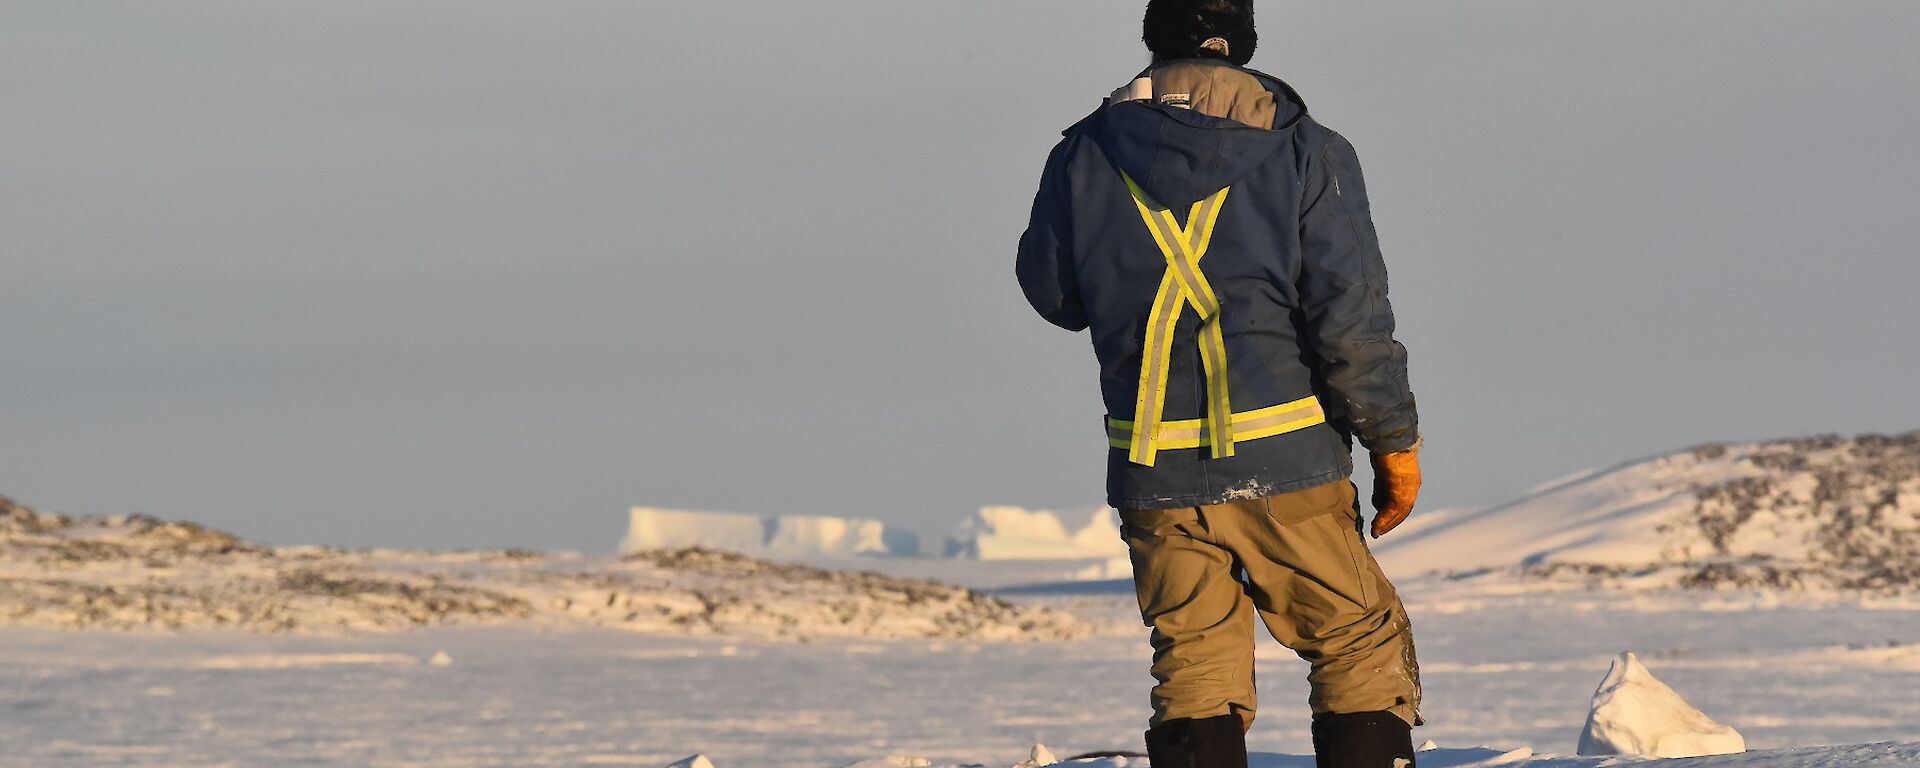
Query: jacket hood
[[1073, 60, 1307, 209]]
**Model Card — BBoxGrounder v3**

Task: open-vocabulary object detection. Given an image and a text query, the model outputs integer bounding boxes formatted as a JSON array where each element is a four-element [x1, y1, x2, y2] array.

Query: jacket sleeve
[[1016, 140, 1088, 332], [1297, 132, 1420, 454]]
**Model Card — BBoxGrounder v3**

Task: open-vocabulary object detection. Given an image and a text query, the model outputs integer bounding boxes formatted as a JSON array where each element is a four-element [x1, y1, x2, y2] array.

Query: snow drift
[[1373, 432, 1920, 590]]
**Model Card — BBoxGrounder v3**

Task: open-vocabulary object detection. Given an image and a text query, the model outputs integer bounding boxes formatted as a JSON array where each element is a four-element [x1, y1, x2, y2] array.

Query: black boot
[[1144, 714, 1247, 768], [1310, 711, 1415, 768]]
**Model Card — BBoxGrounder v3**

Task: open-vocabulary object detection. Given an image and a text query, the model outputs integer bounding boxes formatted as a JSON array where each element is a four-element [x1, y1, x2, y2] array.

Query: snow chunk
[[428, 650, 453, 667], [1013, 742, 1057, 767], [838, 757, 930, 768], [1577, 652, 1745, 758]]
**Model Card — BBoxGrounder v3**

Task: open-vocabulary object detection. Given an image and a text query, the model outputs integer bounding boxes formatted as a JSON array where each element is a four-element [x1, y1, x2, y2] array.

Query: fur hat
[[1142, 0, 1256, 66]]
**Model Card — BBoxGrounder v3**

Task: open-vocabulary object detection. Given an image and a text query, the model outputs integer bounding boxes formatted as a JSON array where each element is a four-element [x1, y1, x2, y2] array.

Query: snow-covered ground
[[1, 575, 1915, 767], [0, 500, 1078, 640], [3, 433, 1917, 766]]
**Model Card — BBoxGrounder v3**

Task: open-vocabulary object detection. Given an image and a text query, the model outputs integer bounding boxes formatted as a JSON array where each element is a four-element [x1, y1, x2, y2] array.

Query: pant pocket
[[1258, 480, 1353, 526], [1254, 484, 1379, 610]]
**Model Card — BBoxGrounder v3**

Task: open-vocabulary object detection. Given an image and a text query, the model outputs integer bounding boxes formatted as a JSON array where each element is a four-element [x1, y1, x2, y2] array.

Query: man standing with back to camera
[[1016, 2, 1424, 766]]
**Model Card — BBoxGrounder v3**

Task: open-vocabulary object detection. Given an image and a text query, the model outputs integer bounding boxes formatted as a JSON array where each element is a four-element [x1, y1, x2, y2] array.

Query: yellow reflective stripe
[[1133, 184, 1227, 322], [1215, 413, 1325, 446], [1129, 271, 1184, 466], [1106, 397, 1327, 451], [1157, 214, 1220, 317], [1175, 189, 1228, 315], [1184, 188, 1235, 458], [1107, 415, 1326, 451], [1198, 319, 1234, 457], [1123, 173, 1180, 466], [1121, 172, 1236, 463], [1190, 185, 1228, 260], [1110, 396, 1324, 435]]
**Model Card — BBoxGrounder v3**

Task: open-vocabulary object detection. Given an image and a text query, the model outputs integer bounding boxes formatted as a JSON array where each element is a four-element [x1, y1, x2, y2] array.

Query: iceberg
[[944, 506, 1128, 561], [621, 507, 919, 558]]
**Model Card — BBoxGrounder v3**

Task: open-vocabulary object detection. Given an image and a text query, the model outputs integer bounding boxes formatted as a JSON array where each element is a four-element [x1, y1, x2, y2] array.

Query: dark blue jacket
[[1017, 61, 1418, 510]]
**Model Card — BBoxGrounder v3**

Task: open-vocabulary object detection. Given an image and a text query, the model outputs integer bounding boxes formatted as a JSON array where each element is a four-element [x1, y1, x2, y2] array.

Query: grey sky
[[3, 2, 1916, 552]]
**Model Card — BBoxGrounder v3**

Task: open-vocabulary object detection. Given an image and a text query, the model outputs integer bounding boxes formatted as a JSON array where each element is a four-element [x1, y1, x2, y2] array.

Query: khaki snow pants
[[1120, 479, 1422, 730]]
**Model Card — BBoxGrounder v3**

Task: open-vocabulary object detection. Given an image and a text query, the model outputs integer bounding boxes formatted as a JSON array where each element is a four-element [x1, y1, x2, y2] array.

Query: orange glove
[[1368, 441, 1422, 539]]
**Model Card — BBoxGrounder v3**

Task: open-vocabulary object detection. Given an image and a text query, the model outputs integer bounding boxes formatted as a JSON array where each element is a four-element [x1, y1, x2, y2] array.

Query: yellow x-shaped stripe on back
[[1121, 172, 1235, 467]]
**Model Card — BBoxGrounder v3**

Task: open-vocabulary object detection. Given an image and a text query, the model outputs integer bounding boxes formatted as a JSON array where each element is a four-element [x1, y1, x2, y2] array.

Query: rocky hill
[[1373, 432, 1920, 592], [0, 498, 1083, 640]]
